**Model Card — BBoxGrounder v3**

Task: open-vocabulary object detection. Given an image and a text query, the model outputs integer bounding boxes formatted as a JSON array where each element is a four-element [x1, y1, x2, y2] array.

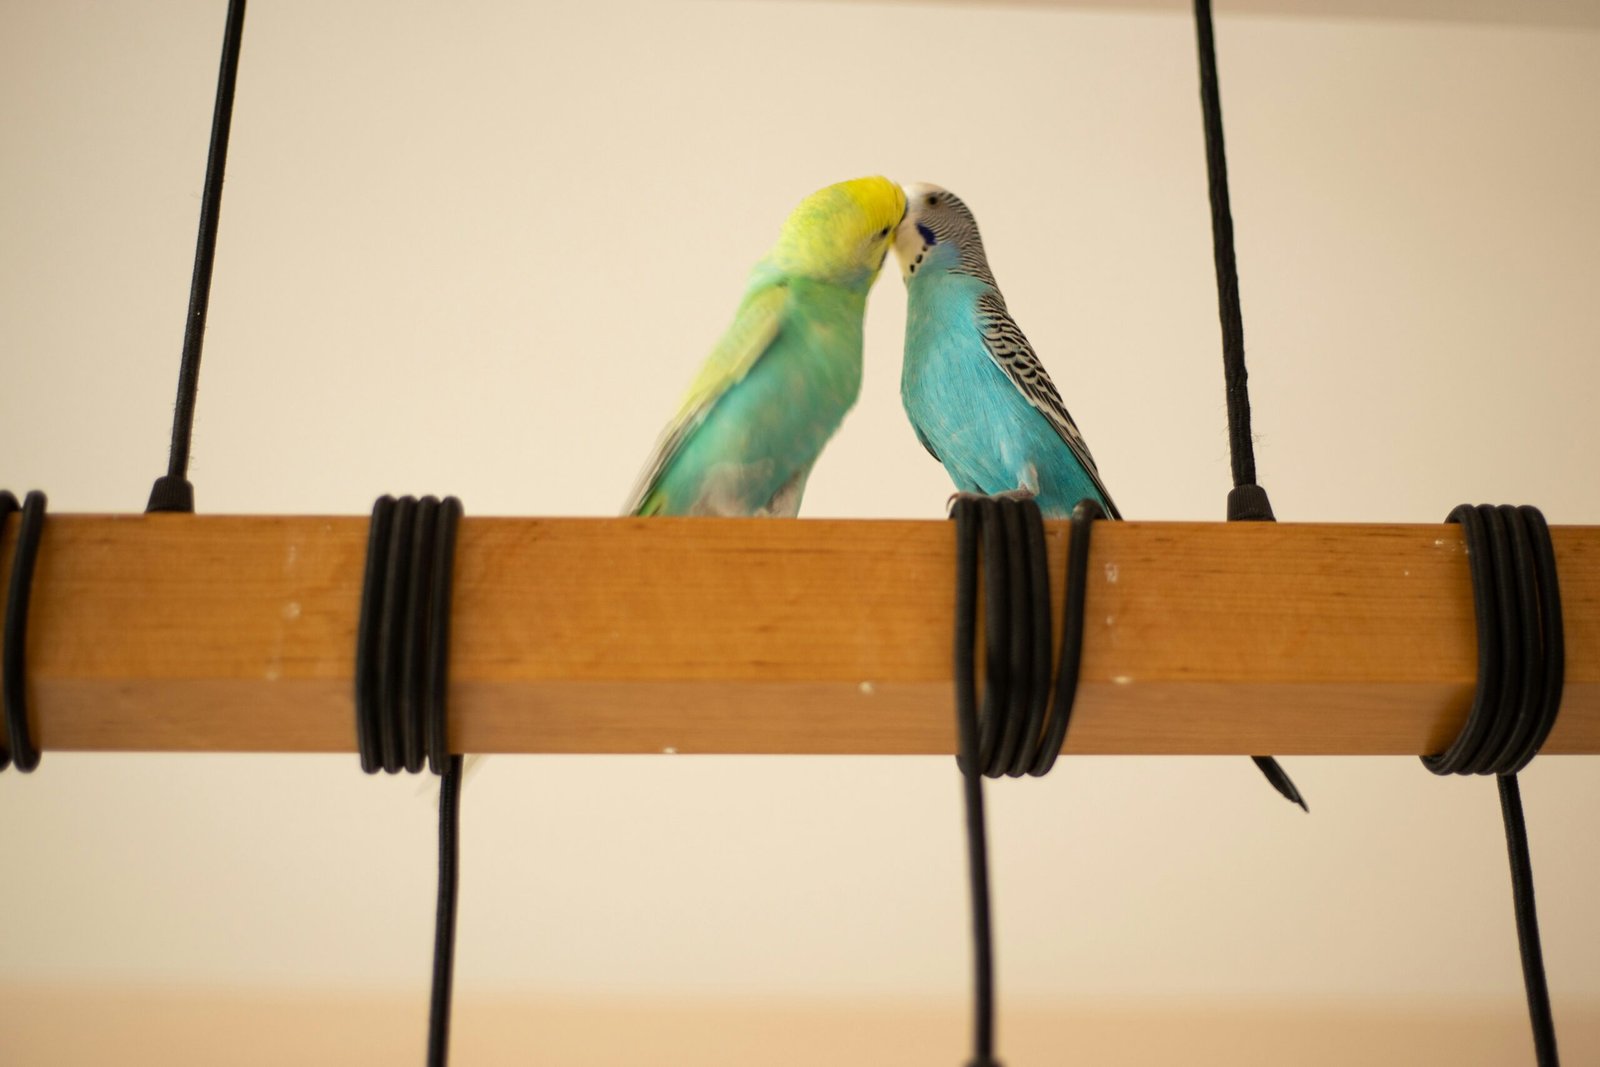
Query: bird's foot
[[945, 491, 986, 515], [945, 489, 1037, 515]]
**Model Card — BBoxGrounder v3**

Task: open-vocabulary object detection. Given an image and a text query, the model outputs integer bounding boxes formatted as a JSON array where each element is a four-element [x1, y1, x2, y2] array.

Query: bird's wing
[[973, 291, 1121, 518], [623, 282, 789, 516]]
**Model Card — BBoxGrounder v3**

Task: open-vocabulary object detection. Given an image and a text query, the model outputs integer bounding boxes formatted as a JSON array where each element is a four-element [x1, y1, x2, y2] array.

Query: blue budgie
[[895, 181, 1304, 809], [894, 183, 1118, 518]]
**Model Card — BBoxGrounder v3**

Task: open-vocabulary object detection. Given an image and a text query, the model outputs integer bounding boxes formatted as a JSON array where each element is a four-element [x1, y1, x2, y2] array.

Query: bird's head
[[769, 176, 907, 291], [893, 181, 994, 287]]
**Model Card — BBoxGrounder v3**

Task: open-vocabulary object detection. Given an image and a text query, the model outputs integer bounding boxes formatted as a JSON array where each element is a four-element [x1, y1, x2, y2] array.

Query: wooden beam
[[3, 516, 1596, 757]]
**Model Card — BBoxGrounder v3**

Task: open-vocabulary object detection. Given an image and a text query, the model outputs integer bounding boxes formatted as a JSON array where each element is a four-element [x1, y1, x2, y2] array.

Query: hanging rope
[[951, 495, 1105, 1065], [146, 0, 247, 514], [357, 494, 467, 1066], [1500, 774, 1558, 1067], [1424, 504, 1563, 1066], [1191, 0, 1304, 809], [1193, 25, 1563, 1057], [430, 754, 465, 1065], [951, 500, 996, 1066], [1193, 0, 1256, 498], [139, 3, 471, 1057]]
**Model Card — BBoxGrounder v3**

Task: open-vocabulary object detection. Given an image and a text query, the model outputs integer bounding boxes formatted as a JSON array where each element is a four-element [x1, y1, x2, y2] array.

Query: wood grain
[[3, 515, 1596, 756]]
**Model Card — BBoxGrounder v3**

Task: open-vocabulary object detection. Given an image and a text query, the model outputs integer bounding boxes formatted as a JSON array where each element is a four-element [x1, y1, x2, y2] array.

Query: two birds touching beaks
[[624, 176, 1117, 522], [622, 175, 1307, 811]]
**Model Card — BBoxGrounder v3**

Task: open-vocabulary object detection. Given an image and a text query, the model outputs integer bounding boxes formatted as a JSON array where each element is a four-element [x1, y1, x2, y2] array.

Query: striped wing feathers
[[974, 291, 1121, 518]]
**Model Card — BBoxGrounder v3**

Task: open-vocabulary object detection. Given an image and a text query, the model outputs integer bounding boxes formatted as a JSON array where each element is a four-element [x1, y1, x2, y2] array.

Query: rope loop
[[355, 494, 463, 778], [953, 495, 1103, 783], [1424, 504, 1564, 778], [1, 489, 47, 773]]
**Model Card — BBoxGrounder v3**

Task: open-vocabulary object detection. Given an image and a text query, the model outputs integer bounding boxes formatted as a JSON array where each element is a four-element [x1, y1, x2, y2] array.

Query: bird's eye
[[877, 226, 890, 238], [925, 194, 938, 207]]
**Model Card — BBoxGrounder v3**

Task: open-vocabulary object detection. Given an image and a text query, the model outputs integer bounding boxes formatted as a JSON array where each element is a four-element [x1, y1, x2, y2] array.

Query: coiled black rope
[[1, 490, 47, 773], [356, 494, 466, 1065], [146, 0, 247, 515], [1191, 0, 1304, 811], [1424, 504, 1563, 1066], [951, 494, 1105, 1065], [1033, 500, 1100, 778]]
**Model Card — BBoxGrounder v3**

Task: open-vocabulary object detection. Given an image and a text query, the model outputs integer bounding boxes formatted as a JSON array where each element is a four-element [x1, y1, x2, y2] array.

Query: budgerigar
[[625, 177, 907, 517], [894, 181, 1305, 809], [894, 182, 1118, 518]]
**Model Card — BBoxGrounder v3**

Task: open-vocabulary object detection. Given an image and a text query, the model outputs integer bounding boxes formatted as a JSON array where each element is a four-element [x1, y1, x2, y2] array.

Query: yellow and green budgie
[[625, 177, 907, 516]]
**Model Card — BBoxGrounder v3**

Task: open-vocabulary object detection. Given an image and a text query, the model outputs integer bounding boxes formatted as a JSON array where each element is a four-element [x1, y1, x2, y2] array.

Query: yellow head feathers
[[768, 176, 908, 289]]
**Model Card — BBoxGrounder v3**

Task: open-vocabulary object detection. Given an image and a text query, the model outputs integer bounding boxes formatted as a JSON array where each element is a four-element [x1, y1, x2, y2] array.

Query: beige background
[[1, 0, 1598, 1063]]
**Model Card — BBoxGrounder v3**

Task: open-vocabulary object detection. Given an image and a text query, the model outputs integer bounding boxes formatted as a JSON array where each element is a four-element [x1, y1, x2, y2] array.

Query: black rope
[[356, 493, 467, 1065], [430, 753, 465, 1065], [355, 497, 398, 774], [377, 496, 418, 775], [402, 497, 441, 774], [425, 499, 465, 1060], [0, 491, 14, 772], [1423, 504, 1563, 1066], [1193, 0, 1254, 492], [951, 498, 997, 1067], [1196, 10, 1560, 1024], [1191, 0, 1304, 811], [1500, 774, 1557, 1066], [1, 490, 47, 773], [950, 494, 1106, 1065], [427, 498, 463, 776], [1031, 499, 1101, 778], [147, 0, 248, 514], [955, 497, 1104, 783]]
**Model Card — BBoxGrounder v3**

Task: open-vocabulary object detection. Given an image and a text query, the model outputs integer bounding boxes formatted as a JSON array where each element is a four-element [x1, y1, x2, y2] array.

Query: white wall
[[1, 0, 1597, 1061]]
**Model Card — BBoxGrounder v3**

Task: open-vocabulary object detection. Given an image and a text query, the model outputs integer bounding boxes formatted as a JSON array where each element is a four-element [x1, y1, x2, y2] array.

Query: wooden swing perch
[[5, 514, 1597, 757]]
